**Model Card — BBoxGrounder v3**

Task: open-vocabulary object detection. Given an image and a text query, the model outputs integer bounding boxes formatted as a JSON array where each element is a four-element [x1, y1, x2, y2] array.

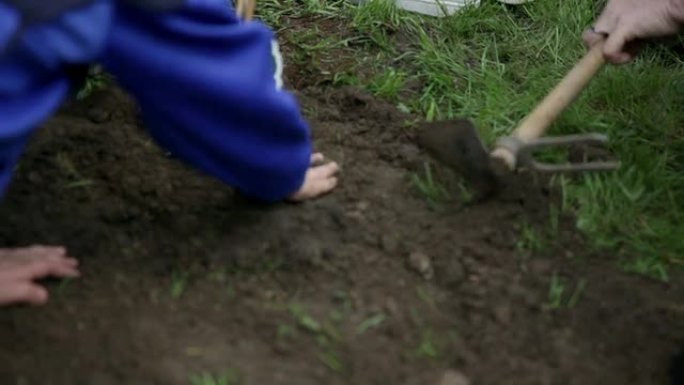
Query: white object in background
[[496, 0, 533, 3], [394, 0, 479, 17]]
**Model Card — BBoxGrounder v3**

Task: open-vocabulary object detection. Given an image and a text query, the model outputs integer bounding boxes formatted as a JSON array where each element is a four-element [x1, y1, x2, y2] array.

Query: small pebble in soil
[[462, 296, 485, 310], [332, 290, 348, 304], [529, 258, 553, 275], [321, 201, 346, 228], [435, 260, 466, 288], [408, 251, 434, 280], [88, 107, 111, 123], [397, 143, 420, 162], [384, 297, 399, 316], [439, 369, 471, 385], [345, 210, 365, 221], [362, 232, 378, 247], [492, 304, 512, 325], [356, 200, 370, 211], [460, 256, 478, 272], [288, 236, 324, 266], [379, 233, 400, 254], [27, 171, 42, 184], [273, 341, 292, 356], [363, 252, 379, 264]]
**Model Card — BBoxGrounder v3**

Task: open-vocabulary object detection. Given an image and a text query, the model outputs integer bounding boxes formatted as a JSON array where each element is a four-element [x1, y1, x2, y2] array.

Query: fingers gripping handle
[[491, 40, 606, 169]]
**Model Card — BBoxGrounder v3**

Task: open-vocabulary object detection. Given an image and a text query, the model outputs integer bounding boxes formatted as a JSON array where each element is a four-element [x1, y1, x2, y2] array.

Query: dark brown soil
[[0, 81, 682, 385], [1, 15, 684, 385]]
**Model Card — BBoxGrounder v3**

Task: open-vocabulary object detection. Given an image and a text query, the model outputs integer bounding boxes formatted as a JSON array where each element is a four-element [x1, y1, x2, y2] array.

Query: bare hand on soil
[[288, 153, 340, 202], [0, 246, 80, 306]]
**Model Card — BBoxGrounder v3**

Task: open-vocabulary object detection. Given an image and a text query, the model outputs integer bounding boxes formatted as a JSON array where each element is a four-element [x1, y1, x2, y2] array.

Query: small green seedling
[[516, 222, 544, 253], [318, 350, 344, 372], [289, 303, 322, 333], [548, 273, 587, 309], [356, 313, 386, 335], [548, 273, 566, 309], [277, 324, 297, 339], [76, 67, 109, 100], [171, 271, 188, 299], [416, 329, 439, 359], [287, 303, 345, 372], [411, 162, 450, 206], [190, 369, 241, 385]]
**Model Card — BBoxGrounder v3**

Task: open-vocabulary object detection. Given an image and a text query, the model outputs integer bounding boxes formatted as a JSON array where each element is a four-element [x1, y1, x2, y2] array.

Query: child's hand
[[288, 153, 340, 202], [0, 246, 80, 306]]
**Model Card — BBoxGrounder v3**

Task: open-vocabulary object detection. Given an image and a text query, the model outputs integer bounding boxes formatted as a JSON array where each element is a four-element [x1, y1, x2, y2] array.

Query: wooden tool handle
[[492, 40, 606, 168], [515, 41, 606, 141], [236, 0, 255, 20]]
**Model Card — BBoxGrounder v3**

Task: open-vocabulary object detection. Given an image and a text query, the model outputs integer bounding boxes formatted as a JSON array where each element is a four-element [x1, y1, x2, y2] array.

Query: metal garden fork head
[[417, 38, 620, 201], [496, 133, 620, 174]]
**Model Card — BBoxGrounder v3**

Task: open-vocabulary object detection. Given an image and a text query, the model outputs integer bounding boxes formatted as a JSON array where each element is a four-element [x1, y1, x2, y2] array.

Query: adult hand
[[583, 0, 684, 64], [288, 153, 340, 202]]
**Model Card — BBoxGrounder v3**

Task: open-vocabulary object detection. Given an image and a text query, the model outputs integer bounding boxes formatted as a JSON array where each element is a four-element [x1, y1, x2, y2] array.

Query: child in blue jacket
[[0, 0, 340, 307]]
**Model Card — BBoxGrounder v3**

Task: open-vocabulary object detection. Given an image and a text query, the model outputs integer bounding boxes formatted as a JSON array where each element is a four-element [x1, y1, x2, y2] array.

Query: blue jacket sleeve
[[102, 1, 313, 202], [0, 2, 20, 54], [0, 1, 113, 197]]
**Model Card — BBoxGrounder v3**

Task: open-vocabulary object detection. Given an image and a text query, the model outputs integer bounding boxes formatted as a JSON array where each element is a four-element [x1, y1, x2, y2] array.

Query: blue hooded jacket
[[0, 0, 313, 202]]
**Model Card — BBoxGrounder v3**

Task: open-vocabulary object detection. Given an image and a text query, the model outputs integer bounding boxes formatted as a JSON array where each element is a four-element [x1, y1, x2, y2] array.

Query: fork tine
[[498, 133, 621, 173]]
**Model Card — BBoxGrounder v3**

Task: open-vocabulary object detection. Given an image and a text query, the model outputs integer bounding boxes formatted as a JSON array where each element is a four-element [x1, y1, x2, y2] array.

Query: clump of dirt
[[0, 81, 682, 385]]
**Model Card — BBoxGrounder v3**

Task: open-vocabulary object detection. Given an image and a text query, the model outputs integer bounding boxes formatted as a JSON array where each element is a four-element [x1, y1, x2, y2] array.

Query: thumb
[[603, 24, 634, 64], [582, 28, 605, 49], [0, 281, 49, 306]]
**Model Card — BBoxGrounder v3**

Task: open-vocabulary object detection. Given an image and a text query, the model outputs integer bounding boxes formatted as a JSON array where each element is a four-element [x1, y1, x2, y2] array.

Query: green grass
[[416, 328, 440, 358], [516, 222, 544, 253], [171, 270, 189, 299], [407, 305, 457, 360], [287, 303, 346, 372], [547, 273, 587, 309], [76, 66, 110, 100], [356, 313, 387, 334], [258, 0, 684, 280], [411, 161, 450, 206]]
